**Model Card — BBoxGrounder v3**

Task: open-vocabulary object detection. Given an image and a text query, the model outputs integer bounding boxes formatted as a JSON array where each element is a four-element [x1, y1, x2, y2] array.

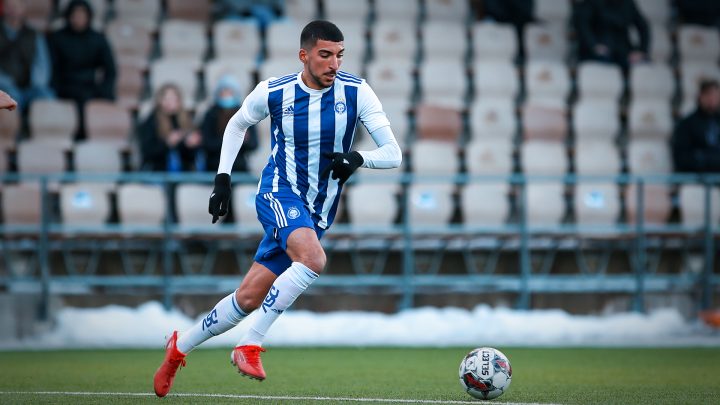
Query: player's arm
[[209, 81, 270, 223]]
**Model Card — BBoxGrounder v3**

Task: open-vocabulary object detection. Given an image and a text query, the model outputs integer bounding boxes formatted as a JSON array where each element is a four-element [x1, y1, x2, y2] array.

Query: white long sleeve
[[357, 125, 402, 169], [217, 81, 270, 174]]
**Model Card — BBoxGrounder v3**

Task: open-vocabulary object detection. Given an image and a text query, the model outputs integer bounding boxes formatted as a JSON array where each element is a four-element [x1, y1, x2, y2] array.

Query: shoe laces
[[241, 346, 266, 366]]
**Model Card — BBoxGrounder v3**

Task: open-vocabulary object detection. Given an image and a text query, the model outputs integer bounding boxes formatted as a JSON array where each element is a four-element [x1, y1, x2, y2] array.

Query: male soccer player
[[153, 20, 402, 397]]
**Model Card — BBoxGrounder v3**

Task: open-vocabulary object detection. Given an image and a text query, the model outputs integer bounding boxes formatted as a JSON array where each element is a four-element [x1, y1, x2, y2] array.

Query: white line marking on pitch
[[0, 391, 560, 404]]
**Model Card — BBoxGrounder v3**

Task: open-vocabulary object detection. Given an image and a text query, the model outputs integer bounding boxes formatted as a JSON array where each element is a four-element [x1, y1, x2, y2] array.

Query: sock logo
[[202, 309, 218, 331], [261, 286, 280, 313]]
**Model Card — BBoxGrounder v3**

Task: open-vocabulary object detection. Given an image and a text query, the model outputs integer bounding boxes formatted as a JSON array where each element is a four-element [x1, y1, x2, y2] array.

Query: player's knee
[[295, 247, 326, 274], [235, 290, 262, 312]]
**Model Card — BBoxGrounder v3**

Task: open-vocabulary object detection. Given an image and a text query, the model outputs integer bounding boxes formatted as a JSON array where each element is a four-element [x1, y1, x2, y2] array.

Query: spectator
[[573, 0, 650, 70], [48, 0, 115, 139], [0, 0, 54, 111], [481, 0, 534, 59], [672, 79, 720, 173], [139, 83, 202, 172], [0, 89, 17, 110], [200, 75, 258, 173], [676, 0, 720, 29]]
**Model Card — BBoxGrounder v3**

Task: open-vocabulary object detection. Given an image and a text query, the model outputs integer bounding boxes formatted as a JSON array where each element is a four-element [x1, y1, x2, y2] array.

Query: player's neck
[[300, 70, 328, 91]]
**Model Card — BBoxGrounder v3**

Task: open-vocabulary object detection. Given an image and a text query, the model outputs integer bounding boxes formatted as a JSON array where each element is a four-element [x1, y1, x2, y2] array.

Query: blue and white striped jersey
[[236, 71, 391, 229]]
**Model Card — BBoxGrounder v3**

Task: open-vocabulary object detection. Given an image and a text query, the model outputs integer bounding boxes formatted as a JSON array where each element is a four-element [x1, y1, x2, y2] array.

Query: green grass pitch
[[0, 347, 718, 404]]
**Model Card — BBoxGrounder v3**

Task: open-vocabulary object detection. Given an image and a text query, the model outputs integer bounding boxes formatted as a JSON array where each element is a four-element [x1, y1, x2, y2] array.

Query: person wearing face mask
[[200, 75, 258, 173], [48, 0, 116, 139]]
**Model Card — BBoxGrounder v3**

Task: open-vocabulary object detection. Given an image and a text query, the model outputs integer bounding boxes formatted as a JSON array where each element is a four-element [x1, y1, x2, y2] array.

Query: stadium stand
[[574, 183, 621, 226], [84, 101, 132, 144], [424, 0, 468, 23], [73, 141, 123, 173], [284, 0, 319, 22], [370, 20, 417, 64], [374, 0, 419, 24], [576, 62, 624, 103], [574, 141, 621, 176], [212, 20, 262, 62], [461, 183, 509, 226], [522, 104, 567, 141], [411, 140, 459, 175], [407, 183, 454, 226], [521, 140, 567, 175], [415, 104, 462, 142], [534, 0, 571, 23], [524, 61, 570, 108], [627, 139, 673, 174], [175, 183, 214, 227], [23, 0, 53, 31], [28, 100, 77, 146], [523, 23, 568, 61], [625, 184, 672, 225], [114, 0, 161, 31], [1, 183, 41, 225], [16, 140, 67, 174], [469, 98, 516, 140], [473, 61, 518, 102], [679, 185, 720, 228], [231, 185, 265, 231], [159, 19, 208, 67], [366, 60, 414, 109], [419, 60, 467, 109], [525, 182, 565, 226], [421, 22, 467, 62], [472, 22, 517, 62], [572, 100, 620, 141], [165, 0, 211, 23], [678, 25, 720, 64], [59, 183, 111, 225], [635, 0, 670, 24], [323, 0, 370, 24], [465, 140, 513, 175], [628, 100, 673, 140], [117, 183, 166, 226], [346, 183, 399, 227], [106, 20, 153, 69], [115, 65, 144, 111], [629, 63, 674, 101]]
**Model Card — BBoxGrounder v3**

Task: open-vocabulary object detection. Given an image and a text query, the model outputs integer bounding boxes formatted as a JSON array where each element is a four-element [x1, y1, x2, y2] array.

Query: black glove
[[208, 173, 231, 224], [320, 151, 364, 186]]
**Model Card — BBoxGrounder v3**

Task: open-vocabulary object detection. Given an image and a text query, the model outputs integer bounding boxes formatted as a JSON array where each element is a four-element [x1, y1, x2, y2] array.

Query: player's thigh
[[235, 262, 278, 312], [285, 227, 326, 273]]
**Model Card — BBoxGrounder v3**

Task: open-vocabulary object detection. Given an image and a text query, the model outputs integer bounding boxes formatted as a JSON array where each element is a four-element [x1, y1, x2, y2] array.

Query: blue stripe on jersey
[[342, 85, 359, 153], [337, 71, 362, 82], [293, 85, 310, 198], [312, 88, 337, 218], [268, 73, 297, 88], [336, 75, 362, 84]]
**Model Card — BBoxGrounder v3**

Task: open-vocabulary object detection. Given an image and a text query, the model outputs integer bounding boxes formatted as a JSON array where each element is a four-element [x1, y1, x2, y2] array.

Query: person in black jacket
[[48, 0, 116, 139], [200, 75, 258, 173], [676, 0, 720, 29], [573, 0, 650, 70], [672, 79, 720, 173]]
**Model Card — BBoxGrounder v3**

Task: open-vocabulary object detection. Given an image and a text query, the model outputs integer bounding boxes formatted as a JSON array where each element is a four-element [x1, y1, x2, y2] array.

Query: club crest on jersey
[[287, 206, 301, 220], [282, 105, 294, 116], [334, 99, 346, 114]]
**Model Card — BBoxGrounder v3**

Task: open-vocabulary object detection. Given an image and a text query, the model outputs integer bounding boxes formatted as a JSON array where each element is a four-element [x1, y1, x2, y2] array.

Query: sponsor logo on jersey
[[282, 105, 294, 116]]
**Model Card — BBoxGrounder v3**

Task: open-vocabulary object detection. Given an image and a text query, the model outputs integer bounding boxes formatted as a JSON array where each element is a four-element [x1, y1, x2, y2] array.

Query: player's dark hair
[[300, 20, 344, 49], [699, 79, 720, 94]]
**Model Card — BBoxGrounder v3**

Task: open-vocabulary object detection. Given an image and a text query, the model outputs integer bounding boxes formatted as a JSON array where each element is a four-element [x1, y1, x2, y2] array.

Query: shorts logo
[[287, 206, 301, 220], [334, 100, 346, 114]]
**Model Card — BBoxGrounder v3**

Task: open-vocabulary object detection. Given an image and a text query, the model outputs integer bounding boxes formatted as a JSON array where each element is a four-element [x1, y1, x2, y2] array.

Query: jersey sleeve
[[217, 81, 270, 174], [357, 81, 391, 134]]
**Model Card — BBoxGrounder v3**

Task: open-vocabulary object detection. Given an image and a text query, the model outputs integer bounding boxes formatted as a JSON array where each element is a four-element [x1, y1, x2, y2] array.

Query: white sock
[[239, 262, 318, 347], [176, 290, 247, 354]]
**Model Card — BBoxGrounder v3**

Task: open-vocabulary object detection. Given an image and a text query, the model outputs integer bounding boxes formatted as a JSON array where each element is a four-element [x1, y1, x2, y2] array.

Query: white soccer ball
[[458, 347, 512, 400]]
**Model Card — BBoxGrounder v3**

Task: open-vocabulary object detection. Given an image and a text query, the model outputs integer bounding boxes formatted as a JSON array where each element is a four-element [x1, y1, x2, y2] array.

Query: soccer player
[[153, 20, 402, 397]]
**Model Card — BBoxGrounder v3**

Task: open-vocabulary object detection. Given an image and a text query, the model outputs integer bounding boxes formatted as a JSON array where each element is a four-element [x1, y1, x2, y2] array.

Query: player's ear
[[299, 48, 307, 64]]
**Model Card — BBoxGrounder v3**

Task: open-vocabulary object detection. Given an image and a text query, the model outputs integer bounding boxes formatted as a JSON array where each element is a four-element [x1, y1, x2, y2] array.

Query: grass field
[[0, 347, 719, 404]]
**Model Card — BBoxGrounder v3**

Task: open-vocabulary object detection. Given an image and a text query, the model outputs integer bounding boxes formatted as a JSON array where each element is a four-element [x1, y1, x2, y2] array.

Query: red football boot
[[230, 345, 267, 380], [153, 331, 187, 397]]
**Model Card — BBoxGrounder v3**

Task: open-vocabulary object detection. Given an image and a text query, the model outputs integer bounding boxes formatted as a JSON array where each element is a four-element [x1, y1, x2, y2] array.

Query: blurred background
[[0, 0, 719, 346]]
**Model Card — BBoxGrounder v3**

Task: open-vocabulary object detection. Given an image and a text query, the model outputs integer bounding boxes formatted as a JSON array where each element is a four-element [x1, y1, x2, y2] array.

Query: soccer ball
[[459, 347, 512, 400]]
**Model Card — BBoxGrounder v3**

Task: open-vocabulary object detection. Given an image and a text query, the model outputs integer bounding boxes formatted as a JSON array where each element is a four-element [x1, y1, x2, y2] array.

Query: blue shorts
[[253, 191, 325, 276]]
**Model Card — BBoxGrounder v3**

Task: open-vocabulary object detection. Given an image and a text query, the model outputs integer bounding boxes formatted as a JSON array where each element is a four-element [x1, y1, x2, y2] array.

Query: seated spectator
[[676, 0, 720, 29], [672, 79, 720, 173], [200, 75, 257, 173], [481, 0, 534, 59], [49, 0, 115, 139], [573, 0, 649, 70], [139, 83, 202, 172], [0, 0, 54, 111]]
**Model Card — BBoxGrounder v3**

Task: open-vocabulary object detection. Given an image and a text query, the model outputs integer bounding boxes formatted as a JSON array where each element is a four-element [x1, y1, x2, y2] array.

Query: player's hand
[[320, 151, 364, 186], [208, 173, 231, 224]]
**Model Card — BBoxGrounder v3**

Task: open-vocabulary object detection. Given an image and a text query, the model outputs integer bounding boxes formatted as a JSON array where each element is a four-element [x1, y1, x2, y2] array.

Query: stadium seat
[[461, 183, 510, 226], [0, 150, 7, 173], [625, 184, 672, 225], [465, 139, 513, 175], [374, 0, 419, 24], [649, 24, 672, 63], [85, 101, 132, 144], [635, 0, 670, 24], [29, 99, 77, 145], [678, 25, 720, 64], [365, 60, 414, 108], [346, 183, 398, 227], [525, 182, 565, 226], [472, 22, 517, 62], [424, 0, 468, 22], [572, 100, 620, 141], [266, 21, 306, 60], [521, 104, 567, 141], [407, 183, 454, 226], [681, 62, 720, 107], [117, 184, 166, 226], [574, 140, 621, 176], [203, 59, 255, 98], [524, 61, 570, 108], [415, 104, 462, 142], [259, 57, 303, 80], [165, 0, 211, 23], [150, 59, 198, 108], [469, 98, 516, 140], [1, 183, 41, 225], [524, 24, 567, 61], [419, 60, 467, 109], [0, 109, 20, 150], [421, 22, 466, 61], [59, 183, 111, 225], [627, 139, 672, 174], [212, 20, 261, 63], [23, 0, 52, 31], [371, 21, 418, 64], [381, 103, 410, 145], [175, 183, 213, 226], [284, 0, 318, 22], [535, 0, 570, 23], [574, 183, 620, 226], [630, 63, 674, 101], [628, 100, 672, 140], [411, 140, 459, 175], [577, 62, 623, 103], [114, 0, 160, 31], [106, 20, 153, 69], [679, 184, 720, 228], [159, 20, 207, 66], [473, 61, 519, 101], [116, 65, 144, 111], [73, 141, 123, 173], [324, 0, 370, 23], [521, 140, 567, 175], [232, 185, 264, 231], [16, 140, 66, 174]]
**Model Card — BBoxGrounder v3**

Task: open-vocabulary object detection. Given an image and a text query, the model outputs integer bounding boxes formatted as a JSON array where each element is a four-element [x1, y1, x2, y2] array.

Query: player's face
[[300, 40, 344, 90]]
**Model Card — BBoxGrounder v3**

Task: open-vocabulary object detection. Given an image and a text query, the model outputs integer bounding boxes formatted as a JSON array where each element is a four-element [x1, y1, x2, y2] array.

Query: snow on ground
[[2, 302, 719, 350]]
